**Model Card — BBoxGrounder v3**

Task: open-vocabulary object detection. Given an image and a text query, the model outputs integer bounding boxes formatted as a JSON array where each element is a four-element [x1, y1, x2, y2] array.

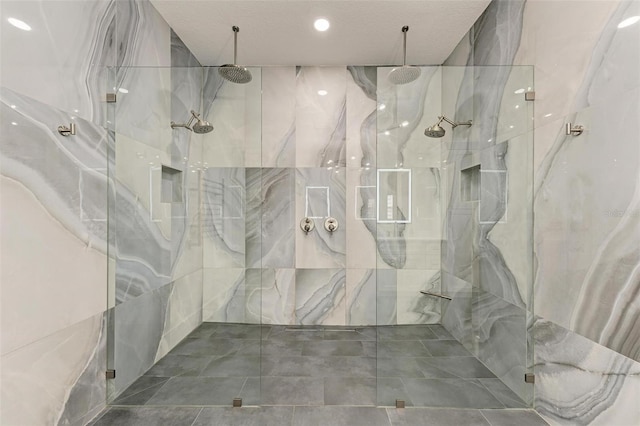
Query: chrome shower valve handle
[[324, 217, 338, 232], [300, 218, 315, 233]]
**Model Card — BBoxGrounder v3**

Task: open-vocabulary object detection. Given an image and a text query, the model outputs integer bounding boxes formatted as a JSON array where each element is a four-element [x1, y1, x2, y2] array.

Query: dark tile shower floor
[[112, 323, 527, 409]]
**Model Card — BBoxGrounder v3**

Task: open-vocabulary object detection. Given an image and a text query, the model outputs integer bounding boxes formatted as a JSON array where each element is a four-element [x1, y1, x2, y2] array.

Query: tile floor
[[94, 323, 548, 425]]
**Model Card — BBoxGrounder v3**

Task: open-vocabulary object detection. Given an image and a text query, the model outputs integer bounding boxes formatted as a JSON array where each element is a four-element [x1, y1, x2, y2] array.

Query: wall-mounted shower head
[[171, 110, 214, 134], [424, 115, 472, 138], [219, 26, 252, 84], [388, 26, 421, 85]]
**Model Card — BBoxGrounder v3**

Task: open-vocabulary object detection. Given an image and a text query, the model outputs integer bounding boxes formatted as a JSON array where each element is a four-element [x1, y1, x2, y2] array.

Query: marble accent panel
[[0, 89, 108, 355], [202, 268, 245, 323], [534, 318, 640, 426], [155, 271, 203, 361], [246, 168, 295, 268], [249, 268, 295, 325], [0, 313, 104, 426], [202, 168, 246, 268], [295, 269, 346, 325], [262, 67, 296, 167], [295, 167, 346, 269], [170, 30, 200, 68], [295, 67, 347, 168]]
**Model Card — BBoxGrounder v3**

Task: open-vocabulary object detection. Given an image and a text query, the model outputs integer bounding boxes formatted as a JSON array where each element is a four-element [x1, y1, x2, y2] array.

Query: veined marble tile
[[346, 66, 377, 168], [0, 313, 105, 426], [115, 66, 172, 151], [534, 318, 640, 426], [202, 268, 245, 323], [396, 269, 441, 324], [376, 66, 440, 169], [295, 67, 347, 168], [246, 168, 295, 268], [248, 268, 296, 325], [110, 283, 171, 400], [345, 167, 377, 269], [1, 89, 108, 354], [0, 0, 115, 124], [155, 271, 203, 361], [535, 89, 640, 361], [115, 0, 171, 67], [441, 272, 474, 349], [171, 29, 200, 67], [473, 289, 530, 404], [262, 67, 296, 167], [376, 269, 398, 325], [346, 269, 376, 326], [202, 168, 246, 268], [201, 67, 262, 168], [295, 269, 346, 326], [295, 167, 346, 269]]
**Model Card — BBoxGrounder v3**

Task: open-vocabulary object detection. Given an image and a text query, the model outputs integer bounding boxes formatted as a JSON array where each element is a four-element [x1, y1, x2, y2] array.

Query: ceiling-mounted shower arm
[[232, 26, 239, 65], [402, 26, 409, 66]]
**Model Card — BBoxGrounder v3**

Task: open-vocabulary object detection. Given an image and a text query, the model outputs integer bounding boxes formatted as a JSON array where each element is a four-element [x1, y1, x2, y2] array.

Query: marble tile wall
[[442, 0, 640, 423], [1, 1, 204, 424], [202, 66, 444, 327]]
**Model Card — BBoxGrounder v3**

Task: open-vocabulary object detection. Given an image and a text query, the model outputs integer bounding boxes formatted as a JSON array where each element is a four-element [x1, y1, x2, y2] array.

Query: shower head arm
[[232, 26, 239, 64], [439, 115, 472, 128], [170, 110, 202, 131], [402, 26, 409, 66]]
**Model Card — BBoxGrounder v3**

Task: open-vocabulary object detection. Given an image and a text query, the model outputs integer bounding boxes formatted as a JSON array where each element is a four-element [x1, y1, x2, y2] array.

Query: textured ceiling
[[150, 0, 491, 66]]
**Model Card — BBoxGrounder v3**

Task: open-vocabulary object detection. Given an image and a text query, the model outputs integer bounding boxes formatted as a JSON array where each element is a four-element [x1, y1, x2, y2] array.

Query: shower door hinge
[[106, 369, 116, 379], [524, 373, 535, 383], [106, 93, 117, 103], [525, 91, 535, 101]]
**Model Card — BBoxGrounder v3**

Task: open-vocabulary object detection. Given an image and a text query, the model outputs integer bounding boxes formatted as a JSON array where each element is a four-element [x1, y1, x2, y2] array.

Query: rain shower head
[[171, 110, 214, 134], [424, 116, 472, 138], [219, 26, 252, 84], [388, 26, 421, 85]]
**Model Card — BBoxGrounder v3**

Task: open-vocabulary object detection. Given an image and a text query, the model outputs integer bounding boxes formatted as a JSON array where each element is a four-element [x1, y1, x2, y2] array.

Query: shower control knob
[[300, 218, 315, 233], [324, 217, 338, 233]]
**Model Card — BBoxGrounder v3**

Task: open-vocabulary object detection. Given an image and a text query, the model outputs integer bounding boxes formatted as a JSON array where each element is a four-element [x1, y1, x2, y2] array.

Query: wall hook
[[58, 123, 76, 136], [566, 123, 584, 136]]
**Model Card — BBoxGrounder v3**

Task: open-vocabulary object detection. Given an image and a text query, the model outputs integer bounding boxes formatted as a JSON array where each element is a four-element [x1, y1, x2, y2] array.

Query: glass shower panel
[[376, 64, 534, 409], [107, 65, 262, 407]]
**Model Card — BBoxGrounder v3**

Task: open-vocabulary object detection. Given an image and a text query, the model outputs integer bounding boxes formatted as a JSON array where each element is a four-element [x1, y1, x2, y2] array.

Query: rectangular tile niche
[[461, 165, 480, 202], [161, 165, 183, 203]]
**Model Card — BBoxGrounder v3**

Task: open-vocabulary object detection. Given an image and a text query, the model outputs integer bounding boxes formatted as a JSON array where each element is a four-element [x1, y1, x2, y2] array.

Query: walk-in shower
[[107, 63, 534, 411]]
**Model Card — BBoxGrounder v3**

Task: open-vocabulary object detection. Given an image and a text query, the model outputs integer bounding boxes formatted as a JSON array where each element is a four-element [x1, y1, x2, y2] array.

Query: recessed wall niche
[[161, 165, 183, 203], [460, 164, 480, 202]]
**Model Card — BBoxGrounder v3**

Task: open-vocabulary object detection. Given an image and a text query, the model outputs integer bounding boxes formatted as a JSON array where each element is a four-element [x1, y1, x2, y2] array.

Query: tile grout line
[[189, 407, 205, 426]]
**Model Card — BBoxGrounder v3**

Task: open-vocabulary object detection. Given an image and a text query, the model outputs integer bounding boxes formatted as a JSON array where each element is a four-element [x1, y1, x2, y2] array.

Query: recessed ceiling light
[[8, 17, 31, 31], [314, 18, 330, 32], [317, 89, 328, 96], [618, 16, 640, 28]]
